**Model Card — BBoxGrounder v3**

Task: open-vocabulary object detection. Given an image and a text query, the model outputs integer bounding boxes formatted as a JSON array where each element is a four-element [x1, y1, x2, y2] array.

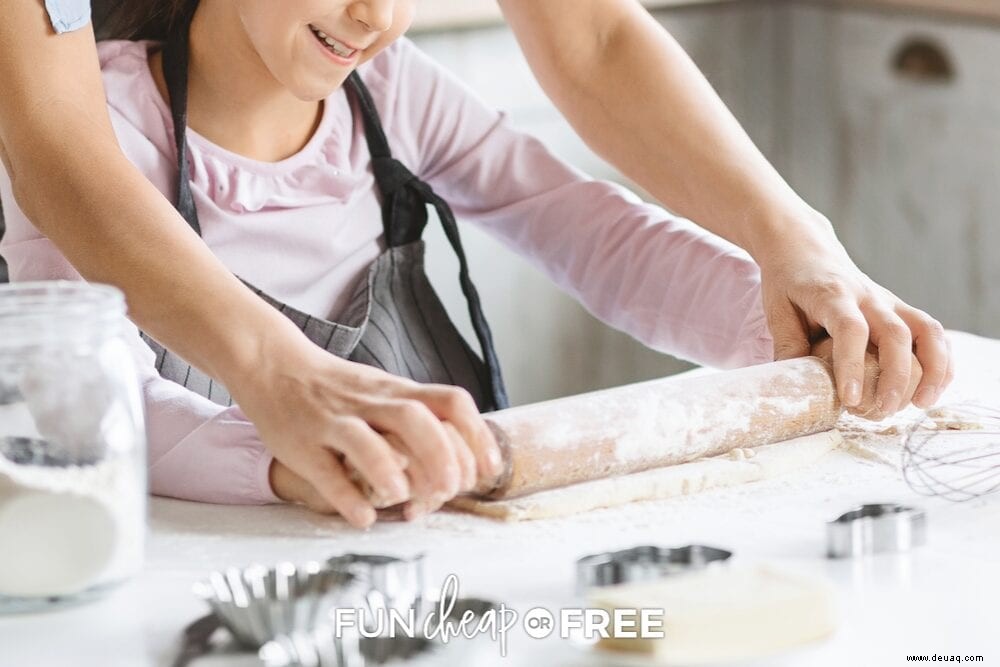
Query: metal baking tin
[[826, 503, 927, 558], [259, 597, 500, 667], [575, 544, 733, 592], [191, 560, 359, 649]]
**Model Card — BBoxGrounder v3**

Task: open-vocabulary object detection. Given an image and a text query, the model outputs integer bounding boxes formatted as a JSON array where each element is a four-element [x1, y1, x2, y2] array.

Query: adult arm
[[0, 0, 501, 525], [498, 0, 953, 413]]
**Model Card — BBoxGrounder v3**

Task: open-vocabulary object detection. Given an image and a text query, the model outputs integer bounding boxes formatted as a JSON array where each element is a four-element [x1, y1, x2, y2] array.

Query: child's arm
[[386, 41, 770, 370]]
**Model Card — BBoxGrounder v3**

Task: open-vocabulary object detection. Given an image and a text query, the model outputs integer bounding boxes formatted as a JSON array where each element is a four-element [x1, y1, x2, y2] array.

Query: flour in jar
[[0, 436, 145, 598]]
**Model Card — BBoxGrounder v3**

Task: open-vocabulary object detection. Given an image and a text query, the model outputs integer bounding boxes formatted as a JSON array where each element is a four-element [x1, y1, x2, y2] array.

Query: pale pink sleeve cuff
[[142, 375, 283, 506]]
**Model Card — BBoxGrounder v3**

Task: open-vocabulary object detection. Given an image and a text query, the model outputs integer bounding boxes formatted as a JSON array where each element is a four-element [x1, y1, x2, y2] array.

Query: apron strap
[[417, 182, 510, 409], [345, 72, 509, 409], [163, 6, 202, 235], [344, 72, 428, 247]]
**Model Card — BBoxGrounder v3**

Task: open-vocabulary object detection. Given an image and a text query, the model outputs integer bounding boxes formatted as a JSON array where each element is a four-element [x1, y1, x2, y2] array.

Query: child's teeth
[[311, 26, 354, 57]]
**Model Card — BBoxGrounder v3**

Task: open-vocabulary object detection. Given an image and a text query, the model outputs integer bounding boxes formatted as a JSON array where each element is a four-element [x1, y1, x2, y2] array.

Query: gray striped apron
[[139, 19, 509, 412]]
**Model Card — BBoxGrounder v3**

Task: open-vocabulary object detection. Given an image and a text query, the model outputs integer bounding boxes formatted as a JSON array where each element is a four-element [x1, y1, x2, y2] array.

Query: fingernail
[[915, 386, 937, 408], [388, 474, 410, 500], [405, 501, 428, 522], [878, 389, 900, 415], [487, 445, 503, 473], [844, 380, 861, 407], [354, 506, 376, 528]]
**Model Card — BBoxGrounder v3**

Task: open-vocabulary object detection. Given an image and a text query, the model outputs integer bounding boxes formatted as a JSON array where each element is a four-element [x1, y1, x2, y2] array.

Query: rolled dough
[[449, 430, 842, 521], [590, 564, 837, 664]]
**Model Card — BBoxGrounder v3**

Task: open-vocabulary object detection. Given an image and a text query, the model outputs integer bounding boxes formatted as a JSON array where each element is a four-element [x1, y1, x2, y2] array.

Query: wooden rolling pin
[[474, 356, 842, 500]]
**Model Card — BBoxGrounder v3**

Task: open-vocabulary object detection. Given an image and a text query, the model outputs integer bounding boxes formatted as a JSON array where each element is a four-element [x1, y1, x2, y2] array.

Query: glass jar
[[0, 282, 146, 613]]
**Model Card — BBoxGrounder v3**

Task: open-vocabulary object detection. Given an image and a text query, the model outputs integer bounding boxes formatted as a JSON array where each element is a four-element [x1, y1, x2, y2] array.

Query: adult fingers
[[897, 305, 949, 408], [389, 427, 470, 519], [332, 418, 411, 507], [432, 421, 476, 492], [944, 337, 956, 389], [862, 303, 913, 415], [411, 384, 503, 483], [392, 437, 440, 521], [292, 477, 339, 515], [367, 399, 461, 499], [820, 300, 870, 408], [380, 432, 434, 520], [292, 447, 376, 528], [768, 298, 812, 362]]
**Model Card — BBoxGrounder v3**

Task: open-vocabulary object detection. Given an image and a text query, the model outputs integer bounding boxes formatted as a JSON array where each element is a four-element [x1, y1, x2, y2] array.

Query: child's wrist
[[268, 458, 298, 503]]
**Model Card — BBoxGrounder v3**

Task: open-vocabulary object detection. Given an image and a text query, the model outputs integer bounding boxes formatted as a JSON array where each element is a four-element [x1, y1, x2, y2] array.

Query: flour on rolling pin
[[480, 358, 840, 500]]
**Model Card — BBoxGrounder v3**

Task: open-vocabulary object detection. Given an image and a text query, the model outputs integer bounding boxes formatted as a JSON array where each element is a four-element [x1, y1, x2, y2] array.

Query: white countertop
[[2, 331, 999, 666]]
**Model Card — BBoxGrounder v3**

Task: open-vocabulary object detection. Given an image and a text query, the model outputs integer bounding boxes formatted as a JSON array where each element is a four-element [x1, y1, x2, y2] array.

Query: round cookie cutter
[[826, 503, 927, 558]]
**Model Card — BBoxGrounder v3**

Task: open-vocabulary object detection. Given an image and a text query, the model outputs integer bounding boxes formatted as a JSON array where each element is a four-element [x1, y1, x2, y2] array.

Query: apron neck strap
[[163, 5, 201, 235]]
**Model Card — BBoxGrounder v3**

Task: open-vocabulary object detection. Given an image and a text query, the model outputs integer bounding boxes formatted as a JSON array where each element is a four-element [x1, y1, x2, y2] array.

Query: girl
[[0, 0, 775, 523]]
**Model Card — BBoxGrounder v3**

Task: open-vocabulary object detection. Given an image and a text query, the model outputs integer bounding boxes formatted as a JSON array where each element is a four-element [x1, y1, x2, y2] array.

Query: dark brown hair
[[98, 0, 199, 41]]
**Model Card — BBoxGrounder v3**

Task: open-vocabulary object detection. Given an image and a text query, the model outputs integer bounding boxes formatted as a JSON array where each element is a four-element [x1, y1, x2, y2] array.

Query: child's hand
[[232, 337, 504, 529], [810, 336, 923, 420]]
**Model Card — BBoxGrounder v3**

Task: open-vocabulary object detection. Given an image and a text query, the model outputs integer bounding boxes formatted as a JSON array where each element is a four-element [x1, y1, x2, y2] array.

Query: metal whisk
[[901, 404, 1000, 502]]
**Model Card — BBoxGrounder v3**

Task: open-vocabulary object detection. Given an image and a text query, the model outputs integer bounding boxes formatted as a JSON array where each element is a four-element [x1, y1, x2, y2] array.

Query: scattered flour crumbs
[[837, 405, 985, 469]]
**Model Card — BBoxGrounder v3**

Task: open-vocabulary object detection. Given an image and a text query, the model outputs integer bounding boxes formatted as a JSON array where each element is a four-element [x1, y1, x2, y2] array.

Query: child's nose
[[349, 0, 394, 33]]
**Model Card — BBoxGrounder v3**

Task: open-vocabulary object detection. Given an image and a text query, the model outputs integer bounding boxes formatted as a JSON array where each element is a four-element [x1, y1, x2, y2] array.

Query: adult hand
[[809, 335, 923, 419], [233, 337, 503, 528], [758, 213, 952, 418]]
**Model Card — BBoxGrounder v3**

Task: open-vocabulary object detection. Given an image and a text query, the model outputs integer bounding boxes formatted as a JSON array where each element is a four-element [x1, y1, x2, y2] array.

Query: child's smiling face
[[232, 0, 415, 100]]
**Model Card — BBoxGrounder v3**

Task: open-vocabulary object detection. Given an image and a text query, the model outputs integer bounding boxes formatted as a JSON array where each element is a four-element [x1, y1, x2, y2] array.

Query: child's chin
[[291, 75, 351, 102]]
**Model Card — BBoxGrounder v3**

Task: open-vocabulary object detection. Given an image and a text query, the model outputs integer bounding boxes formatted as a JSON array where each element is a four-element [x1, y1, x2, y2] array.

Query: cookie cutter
[[325, 553, 426, 627], [259, 597, 500, 667], [826, 503, 927, 559], [575, 545, 733, 592]]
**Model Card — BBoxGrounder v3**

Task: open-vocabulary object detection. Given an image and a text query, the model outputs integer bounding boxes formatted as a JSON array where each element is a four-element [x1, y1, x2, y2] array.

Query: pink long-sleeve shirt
[[0, 39, 773, 505]]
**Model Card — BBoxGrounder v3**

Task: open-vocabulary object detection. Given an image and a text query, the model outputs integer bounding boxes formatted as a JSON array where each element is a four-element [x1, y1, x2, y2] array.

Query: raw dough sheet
[[449, 430, 842, 521]]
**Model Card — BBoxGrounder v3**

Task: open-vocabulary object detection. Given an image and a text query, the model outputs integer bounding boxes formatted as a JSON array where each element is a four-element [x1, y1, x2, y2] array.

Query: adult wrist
[[216, 305, 315, 404], [740, 201, 840, 267]]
